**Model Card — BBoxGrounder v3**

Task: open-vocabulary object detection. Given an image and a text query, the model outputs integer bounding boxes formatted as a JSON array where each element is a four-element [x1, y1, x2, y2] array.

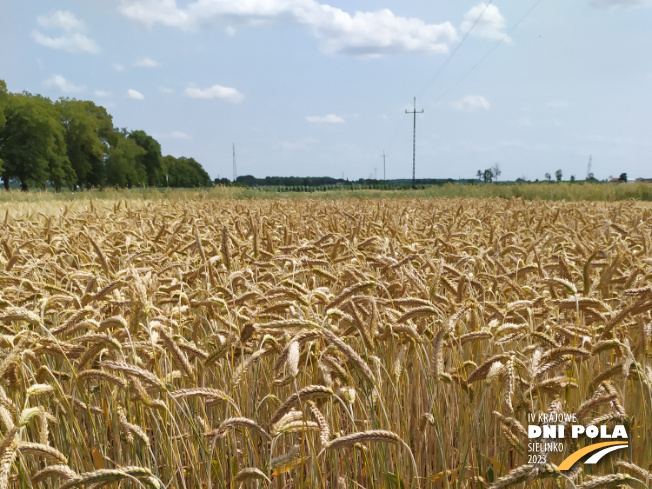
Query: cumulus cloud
[[452, 95, 490, 112], [113, 63, 125, 72], [159, 85, 174, 94], [127, 88, 145, 99], [32, 11, 100, 54], [133, 57, 161, 67], [184, 84, 244, 103], [94, 90, 112, 97], [170, 131, 191, 139], [460, 3, 510, 42], [119, 0, 457, 56], [306, 114, 345, 124], [589, 0, 652, 9], [43, 74, 85, 93], [32, 31, 100, 54], [37, 10, 86, 31]]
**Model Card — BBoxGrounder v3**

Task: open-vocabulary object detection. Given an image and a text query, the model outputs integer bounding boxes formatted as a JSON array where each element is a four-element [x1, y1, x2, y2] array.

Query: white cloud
[[589, 0, 652, 9], [94, 90, 112, 97], [302, 7, 457, 56], [43, 74, 85, 93], [170, 131, 191, 139], [37, 11, 86, 32], [133, 57, 161, 67], [460, 3, 510, 42], [32, 31, 100, 54], [184, 84, 244, 103], [517, 117, 532, 126], [127, 88, 145, 99], [159, 85, 174, 94], [32, 11, 100, 54], [547, 100, 569, 108], [452, 95, 490, 112], [306, 114, 345, 124], [119, 0, 457, 56]]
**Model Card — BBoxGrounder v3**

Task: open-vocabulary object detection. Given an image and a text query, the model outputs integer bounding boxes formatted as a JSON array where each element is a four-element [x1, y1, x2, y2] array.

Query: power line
[[379, 0, 546, 179], [380, 2, 499, 162], [434, 0, 546, 103], [417, 0, 494, 99], [405, 97, 424, 188]]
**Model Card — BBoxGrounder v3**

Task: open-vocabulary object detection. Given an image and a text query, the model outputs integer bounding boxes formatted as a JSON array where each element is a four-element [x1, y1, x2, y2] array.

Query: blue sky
[[2, 0, 651, 181]]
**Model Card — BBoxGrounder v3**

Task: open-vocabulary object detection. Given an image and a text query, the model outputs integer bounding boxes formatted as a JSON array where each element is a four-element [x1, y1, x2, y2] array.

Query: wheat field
[[0, 197, 650, 489]]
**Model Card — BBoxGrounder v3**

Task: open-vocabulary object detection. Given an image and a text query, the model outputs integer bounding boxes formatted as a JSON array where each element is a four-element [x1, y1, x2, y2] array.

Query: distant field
[[0, 196, 650, 488], [0, 182, 651, 212]]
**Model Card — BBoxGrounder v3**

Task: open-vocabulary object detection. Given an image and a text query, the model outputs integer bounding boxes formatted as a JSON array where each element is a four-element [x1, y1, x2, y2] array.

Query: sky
[[1, 0, 652, 182]]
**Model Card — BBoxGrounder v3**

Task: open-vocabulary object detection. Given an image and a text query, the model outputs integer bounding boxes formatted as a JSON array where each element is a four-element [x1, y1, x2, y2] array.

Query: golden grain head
[[0, 196, 649, 488]]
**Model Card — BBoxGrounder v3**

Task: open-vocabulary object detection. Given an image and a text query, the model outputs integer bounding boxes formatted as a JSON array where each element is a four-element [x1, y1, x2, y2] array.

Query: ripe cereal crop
[[0, 196, 650, 488]]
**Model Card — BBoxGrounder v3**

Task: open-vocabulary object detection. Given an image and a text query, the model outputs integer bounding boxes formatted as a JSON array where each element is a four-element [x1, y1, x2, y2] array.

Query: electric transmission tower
[[232, 143, 237, 182], [381, 150, 387, 181], [405, 97, 424, 188], [586, 154, 592, 180]]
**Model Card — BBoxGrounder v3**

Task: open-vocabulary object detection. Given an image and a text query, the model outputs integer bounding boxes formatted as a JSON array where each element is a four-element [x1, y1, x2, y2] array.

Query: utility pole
[[405, 97, 424, 188], [232, 143, 237, 182], [381, 150, 387, 181]]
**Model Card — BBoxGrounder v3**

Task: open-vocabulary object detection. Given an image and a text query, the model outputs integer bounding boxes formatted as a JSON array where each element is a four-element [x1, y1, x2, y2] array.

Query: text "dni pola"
[[528, 424, 627, 439]]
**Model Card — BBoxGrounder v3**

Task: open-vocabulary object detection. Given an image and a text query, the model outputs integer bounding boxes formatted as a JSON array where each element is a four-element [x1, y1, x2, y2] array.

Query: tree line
[[0, 80, 212, 191], [230, 175, 468, 187]]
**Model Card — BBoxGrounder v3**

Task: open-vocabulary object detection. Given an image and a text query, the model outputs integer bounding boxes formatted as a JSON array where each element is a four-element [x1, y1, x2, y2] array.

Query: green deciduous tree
[[57, 98, 116, 189], [0, 80, 8, 174], [106, 131, 146, 188], [0, 81, 212, 191], [0, 92, 74, 191], [128, 130, 165, 186], [555, 169, 562, 182], [163, 155, 212, 187], [491, 163, 501, 182]]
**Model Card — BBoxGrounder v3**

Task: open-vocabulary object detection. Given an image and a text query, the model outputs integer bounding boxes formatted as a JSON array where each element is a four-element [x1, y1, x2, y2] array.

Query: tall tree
[[105, 130, 146, 188], [0, 92, 74, 191], [57, 98, 116, 189], [0, 80, 8, 174], [491, 163, 501, 183], [164, 155, 211, 187], [128, 130, 165, 186]]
